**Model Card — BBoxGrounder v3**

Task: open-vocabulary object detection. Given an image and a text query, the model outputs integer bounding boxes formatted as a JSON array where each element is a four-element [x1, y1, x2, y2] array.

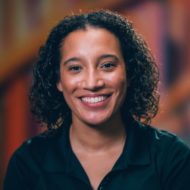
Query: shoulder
[[10, 127, 63, 168], [140, 124, 190, 187], [4, 127, 66, 189], [139, 124, 190, 161], [144, 124, 189, 152], [133, 123, 190, 163], [18, 129, 56, 152]]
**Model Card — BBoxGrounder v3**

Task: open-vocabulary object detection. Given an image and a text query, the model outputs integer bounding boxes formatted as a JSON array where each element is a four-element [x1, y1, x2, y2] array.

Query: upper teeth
[[81, 96, 107, 103]]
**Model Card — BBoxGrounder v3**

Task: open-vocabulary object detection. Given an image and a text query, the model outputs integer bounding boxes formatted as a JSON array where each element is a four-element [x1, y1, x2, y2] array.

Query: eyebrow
[[62, 57, 81, 65], [97, 54, 119, 62], [62, 54, 119, 65]]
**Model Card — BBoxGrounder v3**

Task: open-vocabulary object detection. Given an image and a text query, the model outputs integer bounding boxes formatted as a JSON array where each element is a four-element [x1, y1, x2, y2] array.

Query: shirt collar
[[43, 120, 91, 185], [111, 118, 150, 172], [124, 119, 150, 166], [42, 120, 73, 172], [42, 118, 150, 173]]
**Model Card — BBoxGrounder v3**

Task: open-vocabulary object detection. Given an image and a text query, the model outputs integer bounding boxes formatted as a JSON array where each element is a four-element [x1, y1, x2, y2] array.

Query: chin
[[82, 114, 114, 128]]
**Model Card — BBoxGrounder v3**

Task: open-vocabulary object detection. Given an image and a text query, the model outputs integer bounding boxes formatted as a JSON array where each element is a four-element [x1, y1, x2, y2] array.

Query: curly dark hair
[[29, 10, 160, 129]]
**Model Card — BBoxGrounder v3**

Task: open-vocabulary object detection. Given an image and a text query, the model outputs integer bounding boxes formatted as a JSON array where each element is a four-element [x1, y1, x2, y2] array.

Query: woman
[[4, 10, 190, 190]]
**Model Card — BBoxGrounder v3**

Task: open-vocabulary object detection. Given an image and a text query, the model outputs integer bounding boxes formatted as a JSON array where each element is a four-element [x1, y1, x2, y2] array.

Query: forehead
[[60, 26, 123, 58]]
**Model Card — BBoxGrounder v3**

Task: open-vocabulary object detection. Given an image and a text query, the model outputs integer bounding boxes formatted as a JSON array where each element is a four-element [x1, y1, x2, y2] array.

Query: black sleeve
[[161, 137, 190, 190], [3, 153, 30, 190]]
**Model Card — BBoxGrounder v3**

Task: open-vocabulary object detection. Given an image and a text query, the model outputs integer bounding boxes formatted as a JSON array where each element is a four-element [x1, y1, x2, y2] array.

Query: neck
[[70, 114, 126, 153]]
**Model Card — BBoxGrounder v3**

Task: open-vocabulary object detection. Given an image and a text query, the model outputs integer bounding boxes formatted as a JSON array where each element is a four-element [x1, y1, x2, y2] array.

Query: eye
[[100, 62, 117, 71], [68, 65, 82, 73]]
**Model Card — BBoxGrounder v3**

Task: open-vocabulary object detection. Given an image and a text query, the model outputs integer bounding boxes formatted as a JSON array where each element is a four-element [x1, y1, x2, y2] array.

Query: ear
[[56, 81, 63, 92]]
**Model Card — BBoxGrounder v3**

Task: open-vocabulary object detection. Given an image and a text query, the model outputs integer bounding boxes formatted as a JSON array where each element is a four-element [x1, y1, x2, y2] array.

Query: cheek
[[59, 74, 83, 95], [106, 70, 127, 91]]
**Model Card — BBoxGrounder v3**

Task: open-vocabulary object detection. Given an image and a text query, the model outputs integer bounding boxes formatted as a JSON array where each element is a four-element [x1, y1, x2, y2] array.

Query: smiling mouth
[[81, 95, 110, 104]]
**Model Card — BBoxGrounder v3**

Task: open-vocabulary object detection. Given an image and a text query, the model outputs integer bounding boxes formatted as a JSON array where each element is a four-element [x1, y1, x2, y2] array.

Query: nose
[[81, 71, 105, 91]]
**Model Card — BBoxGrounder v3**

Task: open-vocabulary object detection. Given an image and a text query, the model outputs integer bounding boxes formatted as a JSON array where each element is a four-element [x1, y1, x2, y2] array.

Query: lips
[[79, 94, 111, 107]]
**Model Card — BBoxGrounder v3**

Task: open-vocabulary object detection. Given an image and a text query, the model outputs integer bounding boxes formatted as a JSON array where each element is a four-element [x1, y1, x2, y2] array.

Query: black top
[[3, 120, 190, 190]]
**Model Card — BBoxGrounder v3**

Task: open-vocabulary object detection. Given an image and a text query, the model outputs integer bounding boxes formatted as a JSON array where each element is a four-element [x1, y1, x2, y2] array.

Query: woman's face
[[57, 26, 127, 126]]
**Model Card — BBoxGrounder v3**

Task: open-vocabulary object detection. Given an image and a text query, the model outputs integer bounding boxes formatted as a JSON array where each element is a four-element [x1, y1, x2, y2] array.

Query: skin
[[57, 26, 127, 189]]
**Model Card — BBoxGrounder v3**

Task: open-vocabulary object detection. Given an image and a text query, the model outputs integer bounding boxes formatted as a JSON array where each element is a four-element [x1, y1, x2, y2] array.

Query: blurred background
[[0, 0, 190, 188]]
